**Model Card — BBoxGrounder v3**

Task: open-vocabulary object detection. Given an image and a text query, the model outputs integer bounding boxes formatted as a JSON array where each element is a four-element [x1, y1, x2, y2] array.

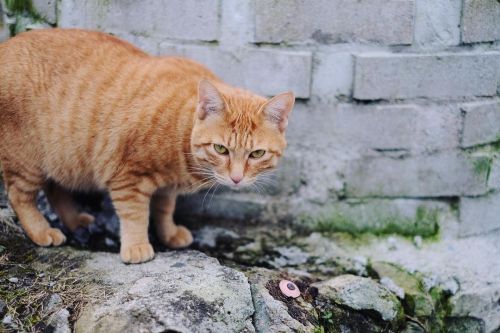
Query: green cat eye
[[214, 144, 228, 155], [250, 149, 266, 159]]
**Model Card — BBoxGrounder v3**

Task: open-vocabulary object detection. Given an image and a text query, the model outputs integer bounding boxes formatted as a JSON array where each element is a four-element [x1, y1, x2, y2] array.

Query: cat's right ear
[[197, 80, 224, 120]]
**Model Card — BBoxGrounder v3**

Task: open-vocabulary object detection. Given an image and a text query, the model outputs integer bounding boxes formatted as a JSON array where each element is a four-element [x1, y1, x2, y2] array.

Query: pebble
[[2, 315, 12, 325], [413, 236, 423, 248], [387, 237, 398, 251], [8, 277, 18, 283]]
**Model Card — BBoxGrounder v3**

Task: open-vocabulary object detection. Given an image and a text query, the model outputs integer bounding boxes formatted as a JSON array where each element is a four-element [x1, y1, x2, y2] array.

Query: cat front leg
[[110, 180, 156, 264], [151, 187, 193, 248]]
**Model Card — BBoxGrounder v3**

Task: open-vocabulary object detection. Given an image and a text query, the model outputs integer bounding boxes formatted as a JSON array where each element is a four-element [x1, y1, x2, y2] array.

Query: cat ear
[[262, 91, 295, 132], [197, 80, 224, 120]]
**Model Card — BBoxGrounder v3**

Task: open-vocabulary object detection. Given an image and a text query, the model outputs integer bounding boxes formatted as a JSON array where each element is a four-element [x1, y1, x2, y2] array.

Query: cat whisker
[[184, 177, 213, 193], [202, 180, 218, 208], [208, 183, 221, 207]]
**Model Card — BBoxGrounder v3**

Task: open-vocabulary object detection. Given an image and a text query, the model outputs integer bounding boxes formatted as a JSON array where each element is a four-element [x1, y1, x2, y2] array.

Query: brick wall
[[2, 0, 500, 238]]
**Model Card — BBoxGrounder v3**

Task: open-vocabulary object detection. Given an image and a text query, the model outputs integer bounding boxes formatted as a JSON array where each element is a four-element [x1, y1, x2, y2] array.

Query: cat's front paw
[[32, 227, 66, 247], [120, 243, 155, 264], [164, 226, 193, 249]]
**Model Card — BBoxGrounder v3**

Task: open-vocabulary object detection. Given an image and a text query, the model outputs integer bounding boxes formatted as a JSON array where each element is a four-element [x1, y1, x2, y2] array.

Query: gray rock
[[268, 246, 309, 268], [312, 275, 403, 323], [193, 226, 240, 249], [380, 277, 405, 299], [47, 309, 71, 333], [401, 321, 425, 333], [413, 236, 423, 249], [445, 317, 485, 333], [42, 294, 71, 333], [0, 299, 6, 318], [2, 314, 12, 325], [44, 293, 63, 313], [246, 268, 316, 333], [75, 250, 255, 333]]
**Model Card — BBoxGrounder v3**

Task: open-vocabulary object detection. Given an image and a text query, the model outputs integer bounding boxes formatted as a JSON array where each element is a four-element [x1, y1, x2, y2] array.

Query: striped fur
[[0, 29, 294, 263]]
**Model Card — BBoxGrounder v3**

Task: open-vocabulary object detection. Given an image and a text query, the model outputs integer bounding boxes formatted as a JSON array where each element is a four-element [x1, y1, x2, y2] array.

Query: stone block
[[461, 100, 500, 148], [460, 191, 500, 236], [254, 0, 414, 45], [353, 53, 498, 100], [312, 52, 353, 101], [301, 199, 450, 237], [158, 43, 312, 98], [345, 151, 489, 197], [333, 103, 461, 153], [414, 0, 461, 47], [58, 0, 220, 42], [461, 0, 500, 43]]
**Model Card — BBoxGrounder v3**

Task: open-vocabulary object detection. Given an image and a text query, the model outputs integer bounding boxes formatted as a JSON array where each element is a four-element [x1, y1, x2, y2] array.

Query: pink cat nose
[[231, 175, 243, 184]]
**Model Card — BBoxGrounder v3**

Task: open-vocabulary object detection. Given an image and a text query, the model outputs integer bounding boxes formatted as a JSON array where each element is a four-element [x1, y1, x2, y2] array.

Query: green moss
[[472, 156, 493, 181], [5, 0, 42, 20], [4, 0, 49, 37], [368, 262, 455, 333], [301, 205, 440, 238]]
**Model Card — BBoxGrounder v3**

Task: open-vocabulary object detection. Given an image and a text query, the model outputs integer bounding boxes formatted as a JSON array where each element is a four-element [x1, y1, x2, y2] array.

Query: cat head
[[190, 80, 295, 190]]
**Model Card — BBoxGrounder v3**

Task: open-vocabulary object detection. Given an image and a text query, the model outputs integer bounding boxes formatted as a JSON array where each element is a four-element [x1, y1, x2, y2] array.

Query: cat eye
[[250, 149, 266, 159], [213, 144, 229, 155]]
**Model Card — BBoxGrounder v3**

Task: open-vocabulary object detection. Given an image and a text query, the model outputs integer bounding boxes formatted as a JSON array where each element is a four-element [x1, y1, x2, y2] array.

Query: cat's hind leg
[[44, 181, 94, 231], [3, 164, 66, 246]]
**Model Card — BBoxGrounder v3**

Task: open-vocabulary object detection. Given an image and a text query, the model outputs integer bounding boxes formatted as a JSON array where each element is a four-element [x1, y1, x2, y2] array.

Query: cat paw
[[77, 213, 95, 228], [120, 243, 155, 264], [32, 227, 66, 247], [164, 226, 193, 249]]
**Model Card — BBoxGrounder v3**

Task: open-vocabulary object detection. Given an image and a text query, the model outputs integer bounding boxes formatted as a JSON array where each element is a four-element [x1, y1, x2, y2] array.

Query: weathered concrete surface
[[0, 0, 9, 42], [75, 251, 255, 333], [461, 0, 500, 43], [333, 103, 461, 153], [461, 100, 500, 148], [460, 192, 500, 237], [344, 151, 489, 197], [311, 51, 353, 101], [353, 53, 499, 100], [313, 275, 403, 323], [158, 43, 312, 98], [254, 0, 414, 45], [32, 0, 57, 24], [298, 198, 450, 237], [58, 0, 220, 42], [414, 0, 461, 48], [490, 158, 500, 190]]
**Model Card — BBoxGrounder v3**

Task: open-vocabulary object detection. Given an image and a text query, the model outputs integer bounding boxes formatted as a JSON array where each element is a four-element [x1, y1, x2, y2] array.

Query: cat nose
[[231, 175, 243, 184]]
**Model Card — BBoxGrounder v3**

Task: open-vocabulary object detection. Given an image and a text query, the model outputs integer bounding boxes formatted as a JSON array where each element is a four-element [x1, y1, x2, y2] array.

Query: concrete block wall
[[3, 0, 500, 238]]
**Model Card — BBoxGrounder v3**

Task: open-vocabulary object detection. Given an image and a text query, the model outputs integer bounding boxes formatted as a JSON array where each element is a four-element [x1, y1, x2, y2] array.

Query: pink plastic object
[[279, 279, 301, 298]]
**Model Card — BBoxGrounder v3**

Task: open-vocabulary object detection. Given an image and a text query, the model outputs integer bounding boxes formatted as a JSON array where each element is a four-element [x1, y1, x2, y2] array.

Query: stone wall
[[2, 0, 500, 238]]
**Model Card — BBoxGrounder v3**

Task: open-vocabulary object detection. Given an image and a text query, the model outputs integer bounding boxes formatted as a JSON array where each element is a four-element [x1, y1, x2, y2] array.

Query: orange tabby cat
[[0, 29, 295, 263]]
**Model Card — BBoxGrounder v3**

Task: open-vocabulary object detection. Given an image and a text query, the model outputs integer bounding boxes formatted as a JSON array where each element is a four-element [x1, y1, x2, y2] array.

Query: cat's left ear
[[263, 91, 295, 132], [197, 80, 225, 120]]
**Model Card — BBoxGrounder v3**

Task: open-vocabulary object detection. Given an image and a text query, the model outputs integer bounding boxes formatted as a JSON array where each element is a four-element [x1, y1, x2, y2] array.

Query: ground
[[0, 193, 499, 333]]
